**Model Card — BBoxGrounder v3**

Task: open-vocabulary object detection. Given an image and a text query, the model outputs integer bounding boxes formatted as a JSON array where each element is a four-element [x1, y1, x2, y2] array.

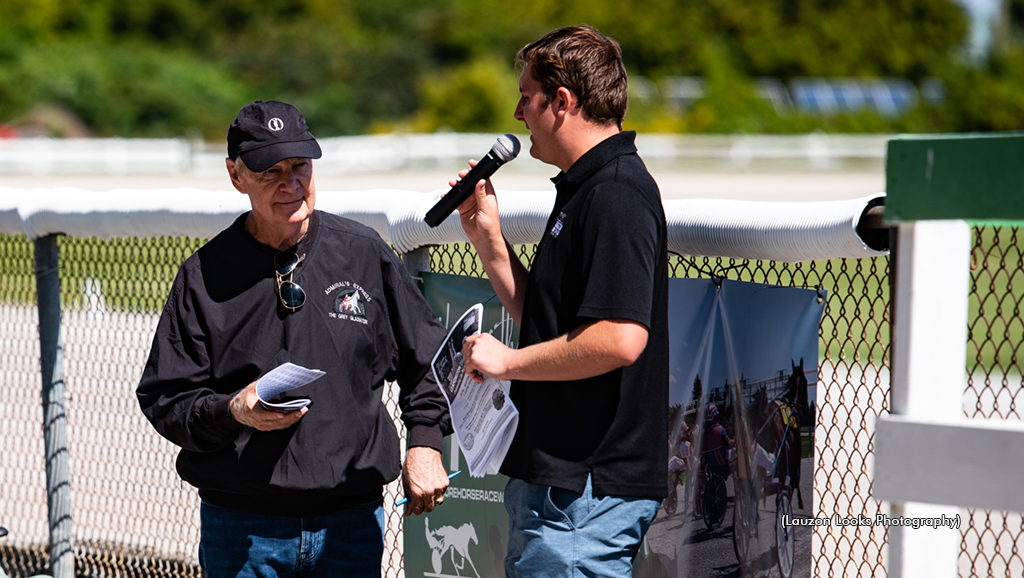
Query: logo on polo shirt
[[550, 212, 567, 238], [268, 117, 285, 131]]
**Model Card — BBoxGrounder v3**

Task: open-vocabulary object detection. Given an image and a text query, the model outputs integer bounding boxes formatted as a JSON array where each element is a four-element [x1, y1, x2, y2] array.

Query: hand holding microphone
[[424, 134, 521, 227]]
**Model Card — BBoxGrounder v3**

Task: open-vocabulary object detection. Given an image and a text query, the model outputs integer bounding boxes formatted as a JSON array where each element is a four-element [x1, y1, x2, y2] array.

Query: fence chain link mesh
[[960, 226, 1024, 578], [0, 234, 48, 577], [0, 231, 1021, 577]]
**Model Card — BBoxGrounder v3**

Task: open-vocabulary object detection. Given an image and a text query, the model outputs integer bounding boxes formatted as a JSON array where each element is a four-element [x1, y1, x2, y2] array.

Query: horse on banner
[[752, 358, 807, 509]]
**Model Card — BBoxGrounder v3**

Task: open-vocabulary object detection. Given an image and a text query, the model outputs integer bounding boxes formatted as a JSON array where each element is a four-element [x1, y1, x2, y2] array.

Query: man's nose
[[281, 172, 303, 193]]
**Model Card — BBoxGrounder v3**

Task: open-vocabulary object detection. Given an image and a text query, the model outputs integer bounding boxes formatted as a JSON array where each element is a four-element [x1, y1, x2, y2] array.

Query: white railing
[[0, 188, 887, 262], [0, 133, 890, 176]]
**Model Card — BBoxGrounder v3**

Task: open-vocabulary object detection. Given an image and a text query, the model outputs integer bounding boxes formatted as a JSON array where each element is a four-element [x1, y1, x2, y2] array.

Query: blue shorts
[[504, 475, 660, 578], [199, 499, 385, 578]]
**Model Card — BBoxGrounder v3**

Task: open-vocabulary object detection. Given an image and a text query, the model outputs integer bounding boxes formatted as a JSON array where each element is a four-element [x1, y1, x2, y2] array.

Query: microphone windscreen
[[492, 134, 521, 163]]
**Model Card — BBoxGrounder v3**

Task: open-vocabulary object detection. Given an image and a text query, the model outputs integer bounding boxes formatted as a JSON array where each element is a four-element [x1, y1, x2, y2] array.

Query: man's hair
[[515, 25, 628, 127]]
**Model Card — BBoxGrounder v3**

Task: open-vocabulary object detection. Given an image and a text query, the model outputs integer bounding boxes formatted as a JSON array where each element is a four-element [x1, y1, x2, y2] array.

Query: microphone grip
[[424, 153, 503, 227]]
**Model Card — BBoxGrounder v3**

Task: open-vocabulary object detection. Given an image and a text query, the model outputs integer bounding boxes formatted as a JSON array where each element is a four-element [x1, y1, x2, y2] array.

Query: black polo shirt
[[500, 131, 669, 500]]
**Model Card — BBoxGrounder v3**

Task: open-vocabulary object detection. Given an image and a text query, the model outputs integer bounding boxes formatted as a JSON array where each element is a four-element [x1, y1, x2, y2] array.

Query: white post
[[886, 220, 970, 578]]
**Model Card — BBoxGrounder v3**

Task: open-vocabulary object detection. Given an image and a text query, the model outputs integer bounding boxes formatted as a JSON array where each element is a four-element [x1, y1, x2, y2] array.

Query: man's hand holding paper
[[430, 304, 518, 478], [462, 332, 515, 383], [229, 362, 325, 430], [230, 381, 308, 431], [255, 362, 324, 410]]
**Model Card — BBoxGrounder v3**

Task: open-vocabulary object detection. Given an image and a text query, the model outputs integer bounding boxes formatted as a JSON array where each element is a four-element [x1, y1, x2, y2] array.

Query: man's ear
[[226, 158, 246, 194], [553, 86, 577, 118]]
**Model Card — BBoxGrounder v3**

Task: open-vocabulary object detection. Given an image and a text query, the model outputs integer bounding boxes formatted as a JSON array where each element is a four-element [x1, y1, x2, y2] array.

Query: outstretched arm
[[453, 162, 530, 324]]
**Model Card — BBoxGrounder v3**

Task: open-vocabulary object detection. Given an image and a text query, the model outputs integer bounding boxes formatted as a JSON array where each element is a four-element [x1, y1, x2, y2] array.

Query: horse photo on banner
[[636, 278, 824, 578]]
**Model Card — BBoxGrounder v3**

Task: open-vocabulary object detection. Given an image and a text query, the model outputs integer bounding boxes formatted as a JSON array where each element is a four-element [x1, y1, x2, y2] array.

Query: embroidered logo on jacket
[[335, 288, 365, 317], [325, 281, 371, 324]]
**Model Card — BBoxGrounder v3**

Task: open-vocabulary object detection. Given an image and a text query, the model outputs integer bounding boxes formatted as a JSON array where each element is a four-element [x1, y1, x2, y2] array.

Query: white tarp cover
[[0, 187, 886, 263]]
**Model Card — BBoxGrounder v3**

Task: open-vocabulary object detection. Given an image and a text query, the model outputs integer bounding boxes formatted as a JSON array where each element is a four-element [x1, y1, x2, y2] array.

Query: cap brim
[[239, 139, 323, 173]]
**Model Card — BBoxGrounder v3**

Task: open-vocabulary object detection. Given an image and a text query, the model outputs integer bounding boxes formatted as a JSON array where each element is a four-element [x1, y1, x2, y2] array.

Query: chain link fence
[[431, 242, 895, 577], [960, 226, 1024, 578], [0, 234, 415, 578], [0, 229, 1020, 577]]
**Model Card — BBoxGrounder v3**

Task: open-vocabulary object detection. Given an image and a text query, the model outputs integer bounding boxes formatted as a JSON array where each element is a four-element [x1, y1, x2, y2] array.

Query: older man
[[137, 100, 451, 577], [453, 26, 669, 577]]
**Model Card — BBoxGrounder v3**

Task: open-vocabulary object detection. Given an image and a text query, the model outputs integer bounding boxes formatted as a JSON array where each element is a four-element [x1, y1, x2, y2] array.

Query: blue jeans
[[199, 499, 385, 578], [504, 475, 660, 578]]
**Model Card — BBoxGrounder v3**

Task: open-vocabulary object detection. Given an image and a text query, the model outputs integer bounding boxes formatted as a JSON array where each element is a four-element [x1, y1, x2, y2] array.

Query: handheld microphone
[[424, 134, 521, 227]]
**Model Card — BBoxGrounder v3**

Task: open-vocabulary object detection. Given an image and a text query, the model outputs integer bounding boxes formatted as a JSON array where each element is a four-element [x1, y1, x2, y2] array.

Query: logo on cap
[[268, 118, 285, 131]]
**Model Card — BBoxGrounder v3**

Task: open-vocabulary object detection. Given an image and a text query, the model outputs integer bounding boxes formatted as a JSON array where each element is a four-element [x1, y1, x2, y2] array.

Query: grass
[[0, 234, 36, 305], [967, 226, 1024, 376], [0, 235, 205, 313]]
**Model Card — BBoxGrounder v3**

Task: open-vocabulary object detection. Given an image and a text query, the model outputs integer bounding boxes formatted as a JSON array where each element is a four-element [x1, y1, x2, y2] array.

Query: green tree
[[0, 40, 246, 138], [4, 0, 1019, 137], [410, 56, 520, 133]]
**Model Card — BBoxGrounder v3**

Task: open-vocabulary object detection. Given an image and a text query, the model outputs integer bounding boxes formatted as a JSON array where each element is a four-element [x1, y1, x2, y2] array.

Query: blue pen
[[396, 470, 461, 506]]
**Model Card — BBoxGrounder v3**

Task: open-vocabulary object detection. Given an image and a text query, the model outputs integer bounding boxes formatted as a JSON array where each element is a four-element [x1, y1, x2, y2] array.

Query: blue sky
[[957, 0, 1001, 57]]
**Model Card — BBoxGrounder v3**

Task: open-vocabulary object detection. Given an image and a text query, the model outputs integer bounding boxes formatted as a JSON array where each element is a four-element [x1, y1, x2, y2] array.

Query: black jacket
[[137, 210, 451, 516]]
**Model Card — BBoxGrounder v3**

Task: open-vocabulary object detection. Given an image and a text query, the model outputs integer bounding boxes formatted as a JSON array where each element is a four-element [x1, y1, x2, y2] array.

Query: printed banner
[[411, 274, 823, 578], [636, 278, 823, 578], [409, 273, 517, 578]]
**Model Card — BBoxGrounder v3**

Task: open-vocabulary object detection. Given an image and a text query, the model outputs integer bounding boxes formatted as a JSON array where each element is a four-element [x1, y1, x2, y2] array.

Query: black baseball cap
[[227, 100, 322, 172]]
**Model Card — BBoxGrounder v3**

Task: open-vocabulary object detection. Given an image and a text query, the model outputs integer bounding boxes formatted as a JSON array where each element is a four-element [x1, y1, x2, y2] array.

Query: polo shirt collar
[[551, 130, 638, 187]]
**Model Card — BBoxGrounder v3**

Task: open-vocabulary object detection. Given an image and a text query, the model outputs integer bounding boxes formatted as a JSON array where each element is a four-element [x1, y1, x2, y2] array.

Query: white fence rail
[[0, 134, 890, 176], [0, 188, 886, 262]]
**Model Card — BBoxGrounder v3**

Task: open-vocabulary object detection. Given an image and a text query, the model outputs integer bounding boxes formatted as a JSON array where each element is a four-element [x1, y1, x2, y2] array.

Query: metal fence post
[[394, 245, 432, 576], [33, 234, 73, 578], [401, 246, 431, 279]]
